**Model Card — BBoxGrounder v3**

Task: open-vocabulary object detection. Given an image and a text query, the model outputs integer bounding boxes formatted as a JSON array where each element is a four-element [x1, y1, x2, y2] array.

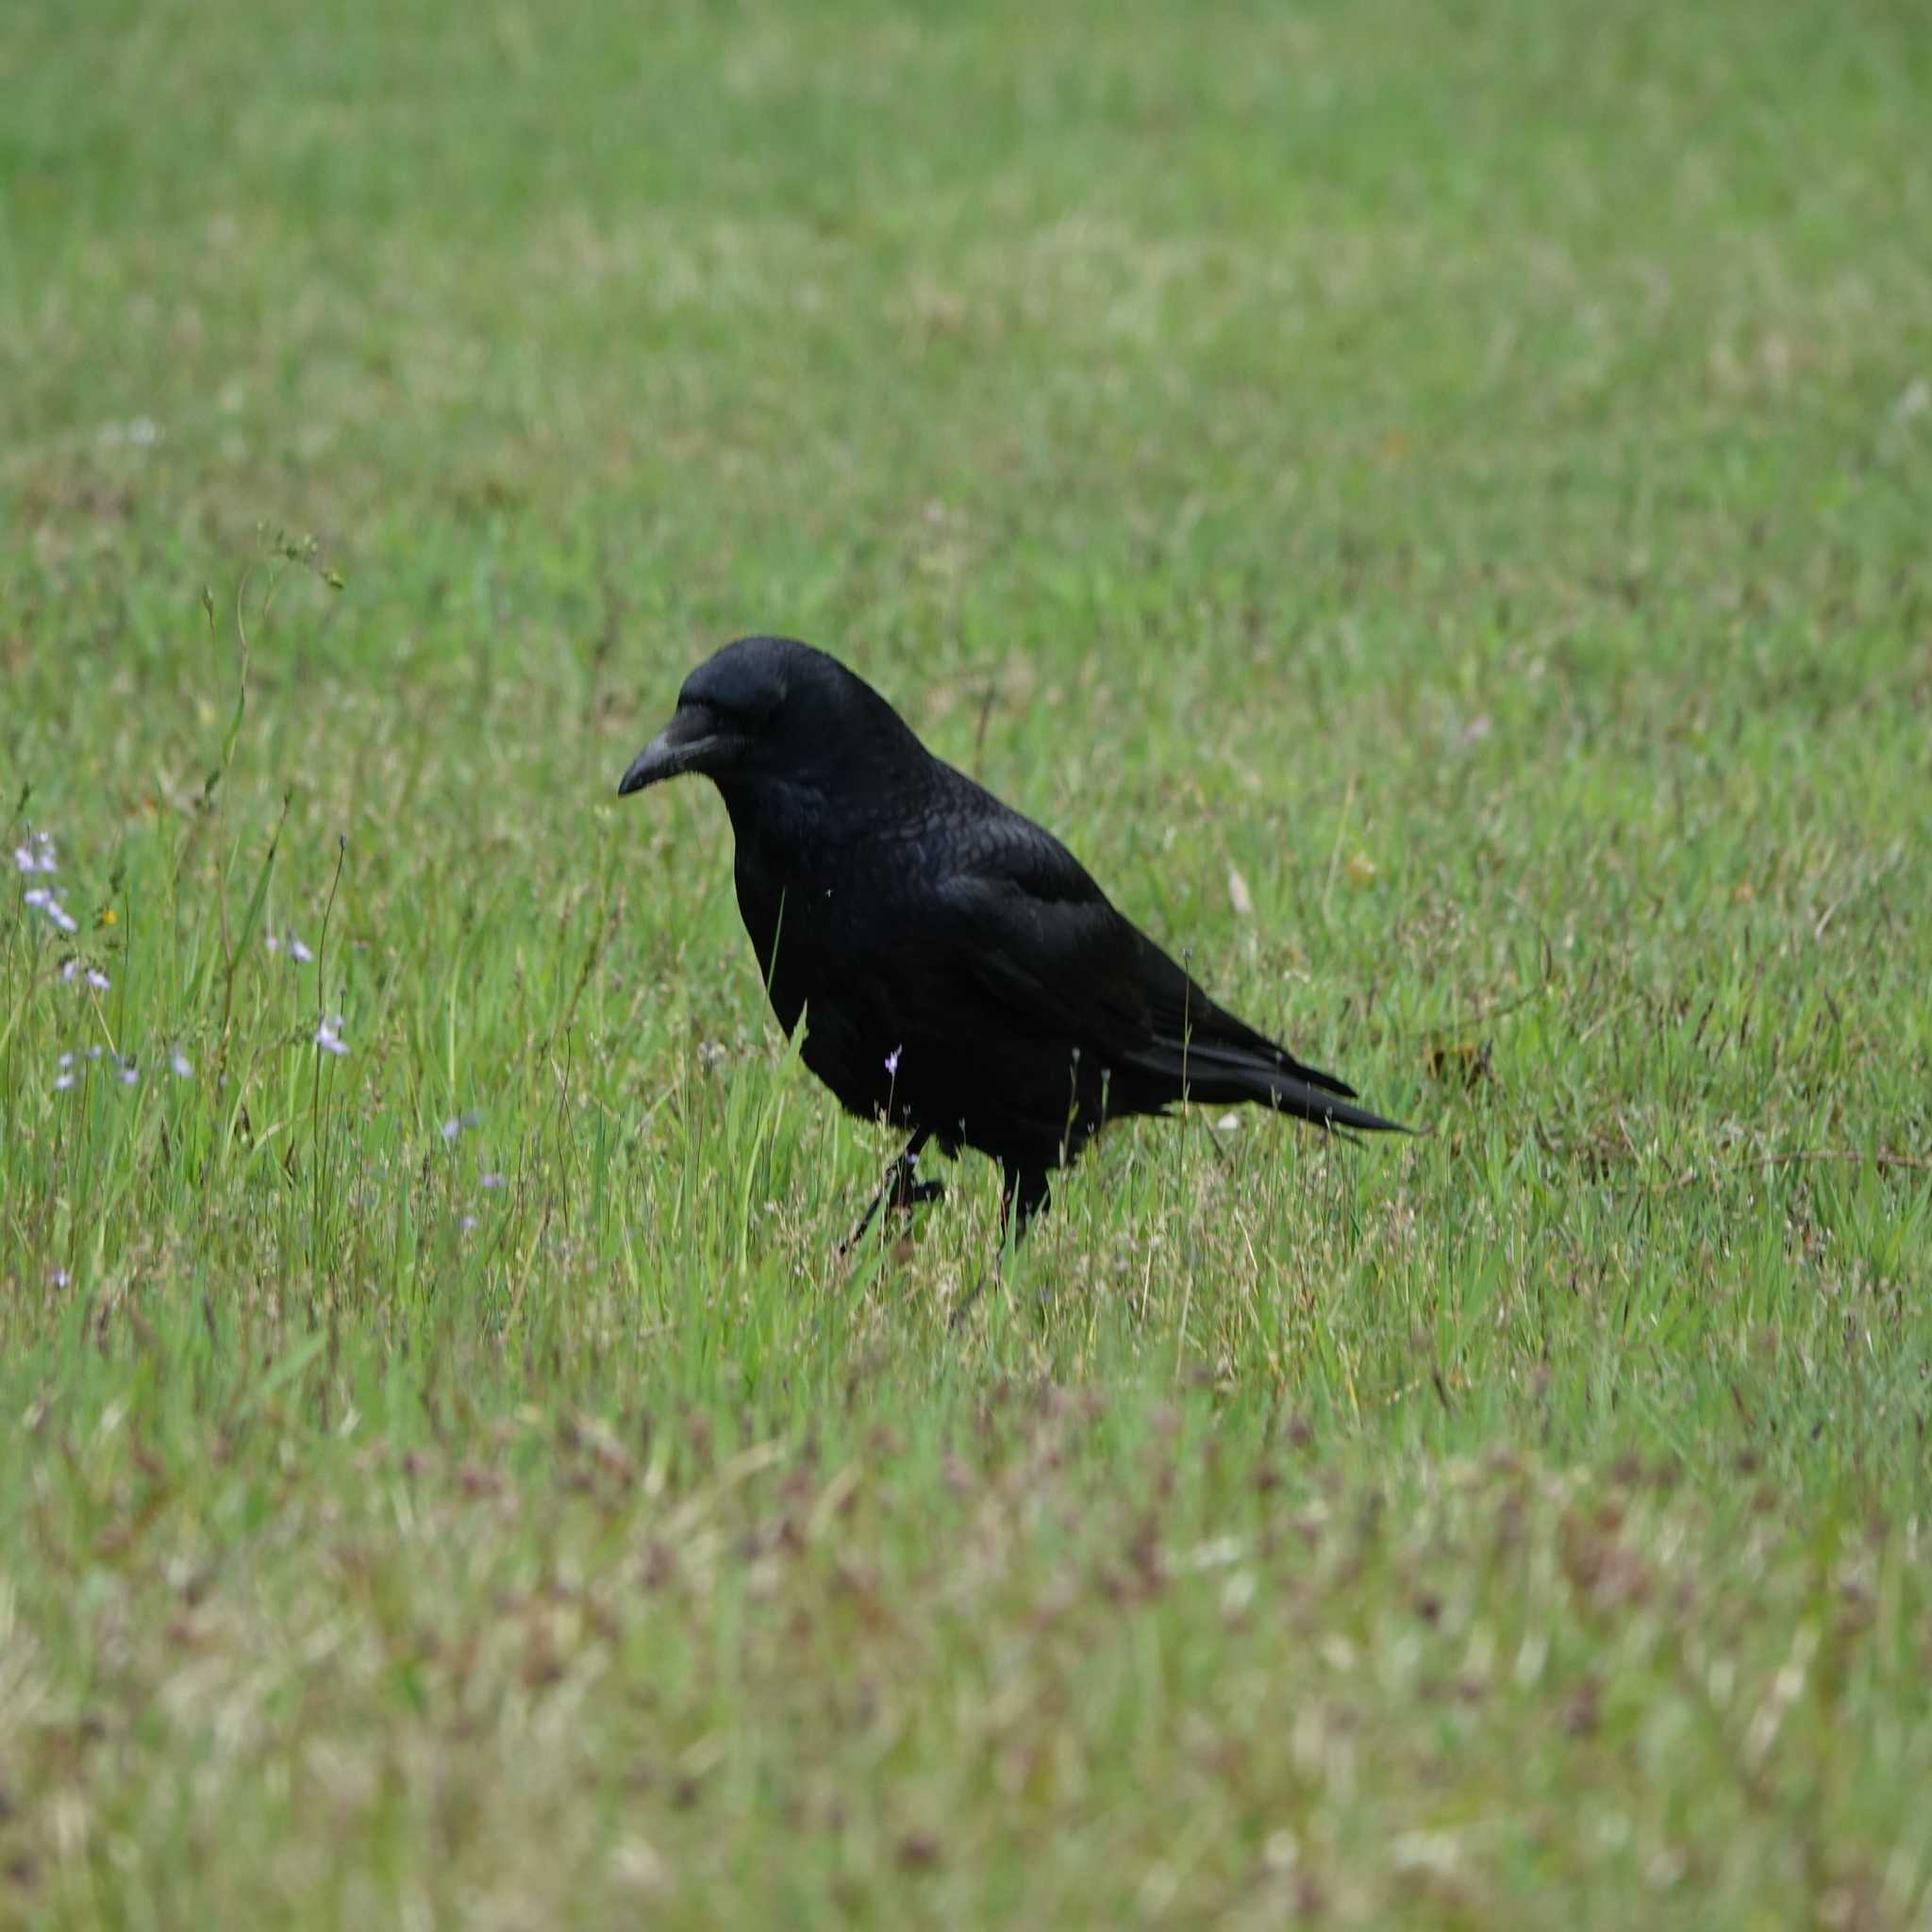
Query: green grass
[[5, 0, 1932, 1922]]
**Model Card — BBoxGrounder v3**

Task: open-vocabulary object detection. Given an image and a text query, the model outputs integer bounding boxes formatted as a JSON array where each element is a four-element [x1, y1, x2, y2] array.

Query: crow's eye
[[694, 689, 775, 729]]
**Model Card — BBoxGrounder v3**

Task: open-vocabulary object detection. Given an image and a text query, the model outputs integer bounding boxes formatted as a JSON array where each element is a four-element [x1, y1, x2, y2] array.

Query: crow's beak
[[617, 704, 741, 795]]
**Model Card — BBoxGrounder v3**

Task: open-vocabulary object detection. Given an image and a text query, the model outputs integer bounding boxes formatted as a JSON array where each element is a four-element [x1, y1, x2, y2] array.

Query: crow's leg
[[948, 1264, 993, 1331], [839, 1127, 941, 1254]]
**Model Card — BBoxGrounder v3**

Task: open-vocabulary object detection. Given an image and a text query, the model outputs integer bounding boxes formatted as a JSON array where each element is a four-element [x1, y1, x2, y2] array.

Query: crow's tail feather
[[1128, 1034, 1410, 1133], [1248, 1068, 1409, 1135]]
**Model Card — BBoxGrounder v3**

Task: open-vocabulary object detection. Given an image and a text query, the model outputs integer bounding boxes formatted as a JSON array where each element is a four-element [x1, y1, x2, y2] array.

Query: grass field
[[5, 0, 1932, 1922]]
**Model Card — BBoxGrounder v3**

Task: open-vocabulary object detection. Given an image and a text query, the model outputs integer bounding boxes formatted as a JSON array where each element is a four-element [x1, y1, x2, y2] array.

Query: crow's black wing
[[924, 809, 1149, 1039], [923, 807, 1402, 1132]]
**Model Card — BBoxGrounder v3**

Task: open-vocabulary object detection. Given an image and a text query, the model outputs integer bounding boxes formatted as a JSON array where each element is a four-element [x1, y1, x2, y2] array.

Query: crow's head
[[618, 636, 908, 797]]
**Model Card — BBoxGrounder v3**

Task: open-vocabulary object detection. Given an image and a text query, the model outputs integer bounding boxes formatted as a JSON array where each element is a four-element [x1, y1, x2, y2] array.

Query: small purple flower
[[441, 1110, 481, 1143], [53, 1071, 76, 1092], [288, 934, 315, 964], [118, 1059, 140, 1086], [884, 1046, 903, 1079], [170, 1047, 193, 1078], [13, 831, 57, 874], [86, 967, 109, 991], [27, 889, 79, 932], [314, 1016, 349, 1057], [50, 1267, 71, 1289], [479, 1173, 506, 1191], [459, 1214, 479, 1233]]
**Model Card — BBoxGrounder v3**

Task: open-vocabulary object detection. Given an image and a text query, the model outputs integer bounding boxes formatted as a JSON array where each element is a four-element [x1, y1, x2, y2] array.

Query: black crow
[[620, 636, 1407, 1242]]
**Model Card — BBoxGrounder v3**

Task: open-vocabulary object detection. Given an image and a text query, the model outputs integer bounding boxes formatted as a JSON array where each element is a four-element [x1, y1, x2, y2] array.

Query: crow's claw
[[839, 1131, 940, 1256]]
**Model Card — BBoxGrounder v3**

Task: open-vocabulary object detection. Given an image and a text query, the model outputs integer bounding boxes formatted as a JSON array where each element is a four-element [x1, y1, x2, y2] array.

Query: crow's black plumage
[[620, 636, 1406, 1241]]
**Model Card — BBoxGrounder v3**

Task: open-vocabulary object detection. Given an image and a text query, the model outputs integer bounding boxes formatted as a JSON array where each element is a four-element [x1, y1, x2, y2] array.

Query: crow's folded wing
[[919, 813, 1392, 1126], [924, 816, 1156, 1047]]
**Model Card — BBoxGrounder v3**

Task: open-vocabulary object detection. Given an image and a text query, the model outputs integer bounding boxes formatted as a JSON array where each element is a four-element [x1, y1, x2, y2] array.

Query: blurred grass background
[[4, 0, 1931, 1923]]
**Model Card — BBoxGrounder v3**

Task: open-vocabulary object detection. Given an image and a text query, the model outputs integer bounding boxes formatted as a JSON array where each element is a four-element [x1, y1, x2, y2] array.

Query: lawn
[[4, 0, 1931, 1922]]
